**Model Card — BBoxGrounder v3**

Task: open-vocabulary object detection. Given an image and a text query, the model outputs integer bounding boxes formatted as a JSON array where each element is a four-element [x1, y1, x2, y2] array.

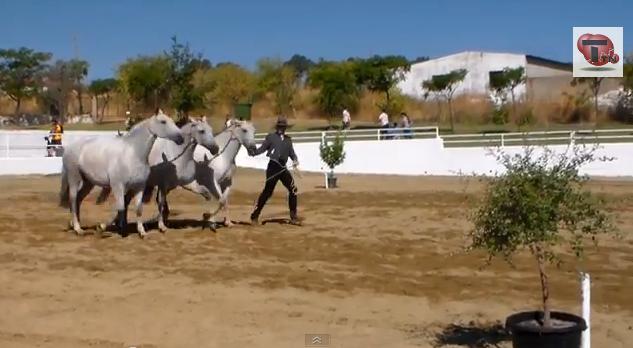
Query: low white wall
[[0, 157, 62, 176], [2, 136, 633, 178], [233, 139, 633, 177]]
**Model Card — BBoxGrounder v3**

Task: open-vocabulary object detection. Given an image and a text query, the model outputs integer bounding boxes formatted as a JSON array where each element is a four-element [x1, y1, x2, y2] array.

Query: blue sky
[[1, 0, 629, 80]]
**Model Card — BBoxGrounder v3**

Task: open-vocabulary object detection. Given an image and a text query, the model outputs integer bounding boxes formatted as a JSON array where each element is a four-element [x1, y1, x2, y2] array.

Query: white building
[[398, 51, 574, 101]]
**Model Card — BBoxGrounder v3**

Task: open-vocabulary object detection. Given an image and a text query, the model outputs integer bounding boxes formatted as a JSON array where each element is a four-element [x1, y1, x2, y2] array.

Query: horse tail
[[95, 187, 111, 205], [142, 185, 154, 204], [59, 165, 70, 208]]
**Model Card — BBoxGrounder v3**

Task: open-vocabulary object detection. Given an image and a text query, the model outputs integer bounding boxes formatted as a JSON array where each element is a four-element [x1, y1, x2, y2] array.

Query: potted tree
[[469, 145, 615, 348], [319, 131, 346, 188]]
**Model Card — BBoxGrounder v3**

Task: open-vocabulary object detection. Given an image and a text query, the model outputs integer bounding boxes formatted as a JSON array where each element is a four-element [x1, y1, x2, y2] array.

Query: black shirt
[[252, 132, 298, 165]]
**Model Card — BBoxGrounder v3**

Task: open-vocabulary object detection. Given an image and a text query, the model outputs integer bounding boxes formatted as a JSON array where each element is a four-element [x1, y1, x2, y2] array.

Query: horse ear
[[201, 116, 207, 123], [203, 153, 210, 164], [162, 153, 168, 162], [158, 108, 164, 115]]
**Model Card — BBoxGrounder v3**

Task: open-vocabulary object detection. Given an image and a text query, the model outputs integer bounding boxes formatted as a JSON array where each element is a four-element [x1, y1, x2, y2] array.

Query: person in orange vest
[[47, 118, 63, 156]]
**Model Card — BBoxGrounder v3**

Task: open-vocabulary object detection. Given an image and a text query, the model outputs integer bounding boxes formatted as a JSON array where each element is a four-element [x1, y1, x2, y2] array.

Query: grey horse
[[183, 120, 257, 228], [59, 110, 184, 238]]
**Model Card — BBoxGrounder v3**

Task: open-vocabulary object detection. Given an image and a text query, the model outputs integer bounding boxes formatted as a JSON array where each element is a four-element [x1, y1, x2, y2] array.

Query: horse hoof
[[96, 223, 107, 233], [74, 229, 85, 236], [202, 213, 212, 220], [158, 224, 167, 233]]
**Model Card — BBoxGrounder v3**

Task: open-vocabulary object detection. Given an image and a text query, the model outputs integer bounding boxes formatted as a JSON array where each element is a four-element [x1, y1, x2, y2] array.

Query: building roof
[[413, 51, 572, 72], [525, 55, 572, 71]]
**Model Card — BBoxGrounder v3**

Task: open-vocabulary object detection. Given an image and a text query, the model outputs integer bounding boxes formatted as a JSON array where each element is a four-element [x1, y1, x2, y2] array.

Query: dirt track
[[0, 170, 632, 348]]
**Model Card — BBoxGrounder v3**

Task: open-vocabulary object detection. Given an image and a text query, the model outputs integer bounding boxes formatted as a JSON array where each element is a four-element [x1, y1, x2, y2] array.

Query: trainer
[[248, 116, 300, 225]]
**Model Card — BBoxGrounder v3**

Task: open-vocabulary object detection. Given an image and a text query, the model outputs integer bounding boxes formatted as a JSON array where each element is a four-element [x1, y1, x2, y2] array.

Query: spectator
[[342, 108, 351, 130], [46, 118, 63, 157], [389, 122, 400, 140], [378, 109, 389, 140], [400, 112, 413, 139]]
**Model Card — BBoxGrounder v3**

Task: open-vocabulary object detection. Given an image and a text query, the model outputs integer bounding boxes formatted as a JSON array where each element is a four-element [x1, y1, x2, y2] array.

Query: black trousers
[[251, 161, 297, 219]]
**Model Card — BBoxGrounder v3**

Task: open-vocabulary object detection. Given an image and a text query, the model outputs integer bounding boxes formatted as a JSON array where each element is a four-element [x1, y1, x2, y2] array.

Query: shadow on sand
[[433, 322, 510, 348]]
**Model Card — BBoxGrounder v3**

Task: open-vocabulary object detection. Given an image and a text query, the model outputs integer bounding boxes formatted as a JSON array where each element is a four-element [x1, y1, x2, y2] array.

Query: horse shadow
[[432, 322, 510, 348]]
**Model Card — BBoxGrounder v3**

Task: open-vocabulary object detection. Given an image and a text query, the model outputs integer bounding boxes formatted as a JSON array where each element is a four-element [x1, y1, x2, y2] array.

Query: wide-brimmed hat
[[275, 116, 289, 128]]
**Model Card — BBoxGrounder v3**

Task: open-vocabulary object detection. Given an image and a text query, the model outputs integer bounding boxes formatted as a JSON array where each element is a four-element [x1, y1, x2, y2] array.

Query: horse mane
[[126, 117, 152, 138]]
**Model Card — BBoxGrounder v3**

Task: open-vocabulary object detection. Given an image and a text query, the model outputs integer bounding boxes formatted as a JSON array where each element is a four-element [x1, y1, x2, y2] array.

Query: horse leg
[[68, 177, 84, 235], [108, 185, 128, 237], [75, 181, 94, 229], [157, 189, 168, 233], [132, 190, 147, 238], [222, 186, 233, 227]]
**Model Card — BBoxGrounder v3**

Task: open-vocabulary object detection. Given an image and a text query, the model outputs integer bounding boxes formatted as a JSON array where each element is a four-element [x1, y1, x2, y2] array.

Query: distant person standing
[[342, 108, 351, 129], [46, 118, 63, 157], [378, 109, 389, 140], [400, 112, 413, 139]]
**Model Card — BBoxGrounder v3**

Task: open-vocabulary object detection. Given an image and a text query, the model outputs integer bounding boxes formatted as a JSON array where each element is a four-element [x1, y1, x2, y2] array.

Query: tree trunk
[[536, 248, 552, 328], [99, 96, 110, 123], [511, 89, 516, 117], [447, 97, 455, 132], [14, 98, 21, 116], [77, 88, 84, 114], [592, 78, 603, 124]]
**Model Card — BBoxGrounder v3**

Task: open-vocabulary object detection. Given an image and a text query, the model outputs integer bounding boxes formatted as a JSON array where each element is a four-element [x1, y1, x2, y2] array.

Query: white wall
[[2, 134, 633, 178], [0, 130, 118, 158], [233, 139, 633, 178], [398, 51, 527, 99]]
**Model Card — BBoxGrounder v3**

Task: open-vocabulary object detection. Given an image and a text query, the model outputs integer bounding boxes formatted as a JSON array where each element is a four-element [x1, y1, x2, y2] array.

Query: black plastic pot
[[506, 311, 587, 348], [327, 176, 338, 188]]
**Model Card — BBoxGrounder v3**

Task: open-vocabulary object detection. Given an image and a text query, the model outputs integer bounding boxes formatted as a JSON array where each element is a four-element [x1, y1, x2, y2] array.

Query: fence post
[[570, 131, 576, 146], [435, 127, 439, 139], [581, 272, 591, 348], [321, 131, 326, 144], [501, 134, 505, 147], [377, 129, 381, 141]]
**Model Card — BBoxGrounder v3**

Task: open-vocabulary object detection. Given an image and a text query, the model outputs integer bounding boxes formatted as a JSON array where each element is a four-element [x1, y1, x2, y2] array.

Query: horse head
[[148, 110, 184, 145], [232, 120, 257, 152], [189, 117, 219, 155]]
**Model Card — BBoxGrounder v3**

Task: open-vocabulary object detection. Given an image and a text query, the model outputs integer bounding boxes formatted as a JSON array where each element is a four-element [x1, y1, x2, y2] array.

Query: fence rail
[[3, 127, 633, 158]]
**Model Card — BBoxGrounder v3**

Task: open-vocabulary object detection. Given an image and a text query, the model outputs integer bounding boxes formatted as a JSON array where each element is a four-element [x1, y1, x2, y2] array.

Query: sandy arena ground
[[0, 169, 632, 348]]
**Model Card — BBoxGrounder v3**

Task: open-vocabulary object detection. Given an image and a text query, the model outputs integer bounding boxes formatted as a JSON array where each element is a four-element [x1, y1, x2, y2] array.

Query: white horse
[[183, 121, 257, 228], [140, 117, 219, 232], [59, 110, 184, 237]]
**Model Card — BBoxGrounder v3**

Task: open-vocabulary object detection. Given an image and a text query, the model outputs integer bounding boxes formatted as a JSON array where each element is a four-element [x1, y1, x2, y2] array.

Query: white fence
[[3, 128, 633, 177]]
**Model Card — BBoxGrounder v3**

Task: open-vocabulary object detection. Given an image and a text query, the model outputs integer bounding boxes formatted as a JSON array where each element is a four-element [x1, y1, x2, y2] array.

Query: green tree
[[319, 131, 346, 178], [89, 78, 119, 122], [469, 145, 614, 328], [309, 61, 359, 119], [352, 55, 410, 113], [166, 36, 204, 122], [40, 60, 76, 119], [284, 54, 315, 80], [571, 77, 604, 123], [117, 55, 171, 111], [422, 69, 468, 131], [489, 66, 525, 115], [0, 47, 51, 115], [257, 58, 297, 115], [66, 59, 89, 114], [193, 63, 256, 110], [623, 52, 633, 92]]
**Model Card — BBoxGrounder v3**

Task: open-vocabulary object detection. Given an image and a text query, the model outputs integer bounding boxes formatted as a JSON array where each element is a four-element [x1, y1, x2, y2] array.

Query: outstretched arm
[[249, 135, 271, 156]]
